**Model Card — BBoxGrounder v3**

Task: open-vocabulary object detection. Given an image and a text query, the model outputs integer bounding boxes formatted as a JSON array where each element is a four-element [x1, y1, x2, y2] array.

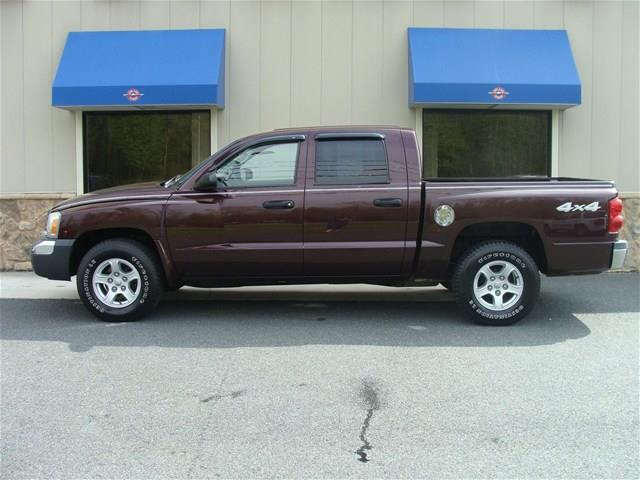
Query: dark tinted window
[[84, 110, 210, 192], [423, 109, 550, 178], [315, 139, 389, 185]]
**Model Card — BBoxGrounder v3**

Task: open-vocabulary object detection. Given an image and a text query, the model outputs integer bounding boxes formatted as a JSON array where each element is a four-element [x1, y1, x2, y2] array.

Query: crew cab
[[32, 126, 627, 325]]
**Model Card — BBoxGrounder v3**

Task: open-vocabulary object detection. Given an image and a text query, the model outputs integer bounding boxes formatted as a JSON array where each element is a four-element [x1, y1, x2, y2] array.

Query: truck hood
[[53, 182, 173, 211]]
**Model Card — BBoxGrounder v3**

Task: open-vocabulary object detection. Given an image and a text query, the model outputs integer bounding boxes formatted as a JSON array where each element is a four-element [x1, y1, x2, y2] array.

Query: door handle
[[373, 198, 403, 208], [262, 200, 295, 209]]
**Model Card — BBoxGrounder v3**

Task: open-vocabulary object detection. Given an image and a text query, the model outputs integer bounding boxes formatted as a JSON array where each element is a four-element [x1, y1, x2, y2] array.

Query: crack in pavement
[[201, 389, 246, 404], [187, 368, 231, 478], [356, 408, 375, 463], [356, 379, 381, 463]]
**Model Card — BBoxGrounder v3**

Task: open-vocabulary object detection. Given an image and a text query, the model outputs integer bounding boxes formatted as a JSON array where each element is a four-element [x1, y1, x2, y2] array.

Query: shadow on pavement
[[0, 273, 637, 352]]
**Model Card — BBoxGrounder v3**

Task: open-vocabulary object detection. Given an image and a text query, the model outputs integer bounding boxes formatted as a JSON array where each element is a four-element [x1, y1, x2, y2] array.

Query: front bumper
[[610, 240, 628, 270], [31, 238, 75, 280]]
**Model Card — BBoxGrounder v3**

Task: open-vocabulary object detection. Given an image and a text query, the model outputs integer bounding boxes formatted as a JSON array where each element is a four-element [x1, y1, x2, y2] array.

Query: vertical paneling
[[533, 0, 564, 29], [228, 1, 260, 138], [52, 1, 81, 193], [619, 0, 639, 192], [140, 0, 170, 29], [260, 1, 291, 131], [200, 0, 230, 145], [23, 1, 53, 192], [200, 0, 229, 27], [110, 0, 141, 30], [382, 0, 413, 127], [170, 0, 199, 28], [560, 1, 593, 179], [444, 0, 474, 27], [0, 0, 25, 192], [81, 0, 111, 30], [590, 1, 623, 182], [1, 0, 638, 195], [474, 0, 504, 28], [290, 0, 322, 127], [321, 1, 352, 124], [352, 1, 383, 124], [413, 0, 444, 26], [504, 0, 533, 28]]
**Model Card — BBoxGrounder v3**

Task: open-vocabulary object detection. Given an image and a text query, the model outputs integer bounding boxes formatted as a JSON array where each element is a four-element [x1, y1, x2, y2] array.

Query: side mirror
[[194, 171, 218, 191]]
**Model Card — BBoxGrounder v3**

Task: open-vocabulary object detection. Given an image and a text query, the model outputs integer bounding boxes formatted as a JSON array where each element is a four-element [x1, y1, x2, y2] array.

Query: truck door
[[303, 131, 409, 277], [165, 136, 306, 280]]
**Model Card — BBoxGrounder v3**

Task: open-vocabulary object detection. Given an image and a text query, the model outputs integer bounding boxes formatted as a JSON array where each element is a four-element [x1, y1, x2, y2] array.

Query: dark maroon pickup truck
[[32, 126, 627, 325]]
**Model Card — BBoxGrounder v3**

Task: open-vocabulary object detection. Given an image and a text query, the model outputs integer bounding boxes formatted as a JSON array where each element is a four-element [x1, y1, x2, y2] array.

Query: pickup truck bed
[[417, 177, 621, 280], [31, 126, 627, 325]]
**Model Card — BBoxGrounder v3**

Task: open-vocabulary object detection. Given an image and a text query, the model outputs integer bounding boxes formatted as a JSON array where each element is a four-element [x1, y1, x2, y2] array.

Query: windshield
[[168, 138, 244, 189], [164, 159, 209, 189]]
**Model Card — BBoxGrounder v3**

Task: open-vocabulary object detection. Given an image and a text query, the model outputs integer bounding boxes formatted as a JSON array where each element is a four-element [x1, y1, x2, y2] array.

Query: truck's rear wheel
[[452, 241, 540, 326], [76, 239, 163, 322]]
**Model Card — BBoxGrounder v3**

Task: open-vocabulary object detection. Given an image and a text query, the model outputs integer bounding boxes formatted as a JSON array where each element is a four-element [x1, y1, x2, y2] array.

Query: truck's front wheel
[[452, 241, 540, 326], [76, 239, 163, 322]]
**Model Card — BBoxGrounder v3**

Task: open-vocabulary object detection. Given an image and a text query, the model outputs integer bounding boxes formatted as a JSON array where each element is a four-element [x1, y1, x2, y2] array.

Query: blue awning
[[408, 28, 581, 108], [53, 29, 225, 109]]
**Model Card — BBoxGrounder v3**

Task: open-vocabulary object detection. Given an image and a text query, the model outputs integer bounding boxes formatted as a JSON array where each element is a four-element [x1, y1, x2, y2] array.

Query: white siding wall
[[0, 0, 638, 194]]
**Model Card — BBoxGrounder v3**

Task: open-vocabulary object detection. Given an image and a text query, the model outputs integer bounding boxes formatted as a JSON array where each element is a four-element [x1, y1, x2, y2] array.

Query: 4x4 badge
[[556, 202, 601, 213]]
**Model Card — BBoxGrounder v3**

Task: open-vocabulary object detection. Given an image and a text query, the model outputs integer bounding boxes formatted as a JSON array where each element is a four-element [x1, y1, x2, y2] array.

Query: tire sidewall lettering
[[82, 258, 105, 313], [128, 255, 150, 305], [468, 298, 525, 320], [477, 251, 526, 270]]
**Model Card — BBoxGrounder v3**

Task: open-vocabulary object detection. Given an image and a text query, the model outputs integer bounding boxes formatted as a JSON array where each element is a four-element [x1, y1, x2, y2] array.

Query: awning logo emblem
[[489, 86, 509, 100], [123, 88, 144, 102]]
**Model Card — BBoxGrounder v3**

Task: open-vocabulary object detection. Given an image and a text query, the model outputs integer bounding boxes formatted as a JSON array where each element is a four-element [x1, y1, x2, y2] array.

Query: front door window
[[216, 142, 299, 188]]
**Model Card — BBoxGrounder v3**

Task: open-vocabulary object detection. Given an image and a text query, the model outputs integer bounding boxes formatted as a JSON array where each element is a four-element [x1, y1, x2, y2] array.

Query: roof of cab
[[231, 125, 415, 147], [273, 125, 412, 133]]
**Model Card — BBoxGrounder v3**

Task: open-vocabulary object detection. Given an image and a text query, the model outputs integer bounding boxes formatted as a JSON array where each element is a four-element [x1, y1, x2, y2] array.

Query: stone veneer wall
[[0, 195, 71, 271], [0, 193, 638, 272], [618, 193, 640, 271]]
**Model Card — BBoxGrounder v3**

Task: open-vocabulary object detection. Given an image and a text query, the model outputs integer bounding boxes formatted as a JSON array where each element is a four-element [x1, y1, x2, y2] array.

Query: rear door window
[[315, 139, 389, 185]]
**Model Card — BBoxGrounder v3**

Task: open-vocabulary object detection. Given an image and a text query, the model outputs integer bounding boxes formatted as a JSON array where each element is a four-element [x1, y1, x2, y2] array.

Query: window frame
[[313, 136, 391, 186], [421, 108, 553, 179], [81, 109, 212, 193], [214, 140, 302, 190]]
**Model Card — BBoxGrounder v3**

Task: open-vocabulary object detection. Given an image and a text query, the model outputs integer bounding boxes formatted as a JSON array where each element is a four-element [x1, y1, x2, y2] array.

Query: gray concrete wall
[[1, 0, 638, 194]]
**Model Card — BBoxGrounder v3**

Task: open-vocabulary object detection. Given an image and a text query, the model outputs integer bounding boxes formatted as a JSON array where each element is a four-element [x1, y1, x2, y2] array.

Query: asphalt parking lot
[[1, 273, 639, 479]]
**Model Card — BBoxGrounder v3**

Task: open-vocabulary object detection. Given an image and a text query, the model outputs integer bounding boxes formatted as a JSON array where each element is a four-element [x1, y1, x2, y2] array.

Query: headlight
[[434, 204, 455, 227], [45, 212, 61, 238]]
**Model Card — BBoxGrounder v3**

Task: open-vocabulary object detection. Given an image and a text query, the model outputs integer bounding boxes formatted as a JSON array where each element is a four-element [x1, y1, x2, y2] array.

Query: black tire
[[76, 239, 163, 321], [451, 241, 540, 326]]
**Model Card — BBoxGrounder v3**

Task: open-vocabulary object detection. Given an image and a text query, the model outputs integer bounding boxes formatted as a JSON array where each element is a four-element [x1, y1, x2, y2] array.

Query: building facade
[[1, 0, 638, 271]]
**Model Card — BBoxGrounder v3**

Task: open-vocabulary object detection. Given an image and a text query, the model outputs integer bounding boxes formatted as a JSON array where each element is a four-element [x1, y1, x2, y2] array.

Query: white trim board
[[415, 108, 423, 162], [75, 111, 83, 195], [551, 110, 560, 177], [210, 109, 218, 154]]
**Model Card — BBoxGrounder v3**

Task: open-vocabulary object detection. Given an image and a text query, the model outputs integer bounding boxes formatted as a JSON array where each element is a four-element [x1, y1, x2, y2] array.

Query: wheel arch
[[70, 228, 175, 287], [449, 221, 548, 274]]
